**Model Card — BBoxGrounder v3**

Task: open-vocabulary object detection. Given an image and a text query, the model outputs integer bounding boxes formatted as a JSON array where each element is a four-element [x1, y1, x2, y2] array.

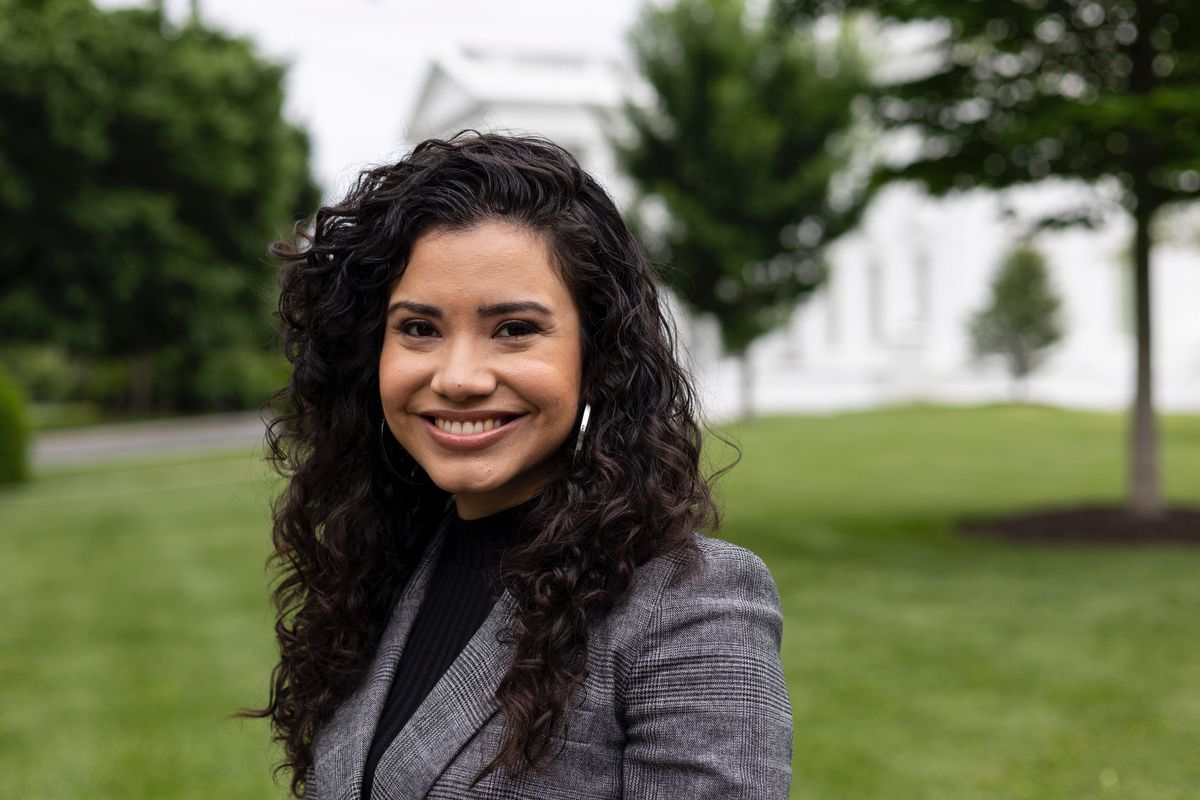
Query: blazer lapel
[[368, 589, 517, 800], [312, 516, 451, 800]]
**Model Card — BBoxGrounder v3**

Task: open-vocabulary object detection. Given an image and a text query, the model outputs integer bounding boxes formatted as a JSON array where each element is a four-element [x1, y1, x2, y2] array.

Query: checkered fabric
[[306, 524, 792, 800]]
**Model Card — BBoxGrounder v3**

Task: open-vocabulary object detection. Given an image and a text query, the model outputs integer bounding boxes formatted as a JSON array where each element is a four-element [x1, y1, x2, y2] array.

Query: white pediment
[[407, 61, 481, 142]]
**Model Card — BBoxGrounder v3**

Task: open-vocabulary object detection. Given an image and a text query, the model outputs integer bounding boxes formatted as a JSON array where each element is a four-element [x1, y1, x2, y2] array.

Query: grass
[[0, 449, 283, 799], [716, 405, 1200, 800], [1, 403, 1198, 799]]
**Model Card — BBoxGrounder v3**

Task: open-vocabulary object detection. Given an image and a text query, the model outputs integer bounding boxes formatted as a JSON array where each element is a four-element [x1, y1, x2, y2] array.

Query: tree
[[0, 0, 318, 411], [775, 0, 1200, 519], [616, 0, 868, 416], [970, 243, 1064, 400]]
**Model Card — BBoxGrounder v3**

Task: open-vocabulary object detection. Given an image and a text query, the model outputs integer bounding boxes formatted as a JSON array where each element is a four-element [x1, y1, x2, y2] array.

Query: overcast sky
[[97, 0, 647, 195]]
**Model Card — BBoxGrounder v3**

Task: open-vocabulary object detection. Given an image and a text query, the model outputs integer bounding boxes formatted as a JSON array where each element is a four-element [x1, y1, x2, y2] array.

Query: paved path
[[33, 412, 267, 468]]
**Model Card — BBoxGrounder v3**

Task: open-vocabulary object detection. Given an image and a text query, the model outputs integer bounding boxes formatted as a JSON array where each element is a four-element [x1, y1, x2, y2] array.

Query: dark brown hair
[[247, 132, 721, 795]]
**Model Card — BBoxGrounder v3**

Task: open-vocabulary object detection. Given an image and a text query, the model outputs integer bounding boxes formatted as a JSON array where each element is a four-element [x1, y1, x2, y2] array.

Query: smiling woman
[[245, 133, 792, 800], [380, 222, 582, 519]]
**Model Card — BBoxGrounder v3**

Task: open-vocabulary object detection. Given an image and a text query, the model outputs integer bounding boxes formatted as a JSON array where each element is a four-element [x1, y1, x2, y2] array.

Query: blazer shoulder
[[625, 532, 782, 614], [617, 533, 793, 798]]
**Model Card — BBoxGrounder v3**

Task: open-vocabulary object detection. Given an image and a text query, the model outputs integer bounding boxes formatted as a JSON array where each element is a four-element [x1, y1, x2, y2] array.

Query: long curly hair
[[246, 132, 723, 796]]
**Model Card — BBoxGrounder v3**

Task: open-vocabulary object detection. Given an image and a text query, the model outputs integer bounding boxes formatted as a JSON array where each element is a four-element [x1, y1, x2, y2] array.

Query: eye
[[496, 320, 540, 338], [398, 319, 438, 338]]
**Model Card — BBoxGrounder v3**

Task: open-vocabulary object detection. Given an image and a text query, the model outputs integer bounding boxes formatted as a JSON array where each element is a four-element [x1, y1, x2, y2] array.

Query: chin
[[423, 458, 562, 507], [424, 467, 511, 497]]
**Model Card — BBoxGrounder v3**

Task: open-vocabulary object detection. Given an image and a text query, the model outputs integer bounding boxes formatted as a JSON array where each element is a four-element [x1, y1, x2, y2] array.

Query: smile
[[420, 413, 524, 451], [432, 416, 511, 435]]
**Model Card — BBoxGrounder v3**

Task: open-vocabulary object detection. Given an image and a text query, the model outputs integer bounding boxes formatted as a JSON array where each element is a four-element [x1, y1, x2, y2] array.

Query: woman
[[250, 133, 792, 799]]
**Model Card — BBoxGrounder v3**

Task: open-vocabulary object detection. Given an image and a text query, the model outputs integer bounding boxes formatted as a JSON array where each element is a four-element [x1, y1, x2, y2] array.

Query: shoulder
[[597, 532, 785, 667], [624, 532, 783, 625], [612, 533, 794, 796]]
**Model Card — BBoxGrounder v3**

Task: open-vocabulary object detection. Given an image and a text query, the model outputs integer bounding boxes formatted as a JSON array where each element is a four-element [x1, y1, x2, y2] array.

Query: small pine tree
[[969, 244, 1064, 401]]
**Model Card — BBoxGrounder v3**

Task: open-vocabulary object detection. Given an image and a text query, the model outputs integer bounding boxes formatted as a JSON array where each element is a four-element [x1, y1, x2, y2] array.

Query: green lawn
[[1, 404, 1198, 799]]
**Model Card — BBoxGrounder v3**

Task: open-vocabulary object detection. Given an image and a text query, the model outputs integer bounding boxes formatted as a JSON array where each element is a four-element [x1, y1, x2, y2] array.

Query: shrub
[[159, 346, 291, 413], [0, 343, 86, 403], [0, 364, 31, 483], [81, 358, 134, 411]]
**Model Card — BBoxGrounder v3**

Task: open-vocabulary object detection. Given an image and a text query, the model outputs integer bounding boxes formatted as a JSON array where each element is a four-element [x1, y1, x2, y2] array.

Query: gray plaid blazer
[[305, 523, 792, 800]]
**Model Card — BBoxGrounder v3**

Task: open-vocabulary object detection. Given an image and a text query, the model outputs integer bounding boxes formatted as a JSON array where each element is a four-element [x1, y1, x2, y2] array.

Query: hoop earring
[[380, 420, 423, 486], [572, 402, 592, 463]]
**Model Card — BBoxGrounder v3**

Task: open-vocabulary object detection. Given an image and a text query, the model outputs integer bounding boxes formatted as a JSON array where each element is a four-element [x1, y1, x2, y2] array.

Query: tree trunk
[[1009, 373, 1027, 404], [129, 353, 155, 415], [1008, 352, 1029, 403], [1126, 2, 1164, 519], [738, 350, 755, 420], [1129, 201, 1162, 519]]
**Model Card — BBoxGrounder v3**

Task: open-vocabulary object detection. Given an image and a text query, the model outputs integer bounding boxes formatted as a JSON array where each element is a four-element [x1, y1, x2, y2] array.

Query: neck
[[454, 488, 542, 520]]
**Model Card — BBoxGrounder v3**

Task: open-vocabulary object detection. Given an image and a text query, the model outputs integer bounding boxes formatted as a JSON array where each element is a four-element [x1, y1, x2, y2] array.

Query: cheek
[[529, 363, 582, 428], [379, 353, 421, 404], [530, 343, 581, 394], [378, 358, 397, 399]]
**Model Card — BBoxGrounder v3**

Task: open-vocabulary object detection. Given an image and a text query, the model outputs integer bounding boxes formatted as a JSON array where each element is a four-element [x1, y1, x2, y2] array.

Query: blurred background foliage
[[0, 0, 318, 425], [769, 0, 1200, 515], [617, 0, 870, 414]]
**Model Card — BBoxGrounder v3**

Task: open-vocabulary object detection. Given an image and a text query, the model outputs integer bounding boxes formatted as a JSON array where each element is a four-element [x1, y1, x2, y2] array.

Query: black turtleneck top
[[361, 500, 530, 799]]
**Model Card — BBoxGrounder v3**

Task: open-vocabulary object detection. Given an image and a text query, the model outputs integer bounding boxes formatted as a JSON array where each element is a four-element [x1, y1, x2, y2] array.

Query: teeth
[[435, 417, 505, 434]]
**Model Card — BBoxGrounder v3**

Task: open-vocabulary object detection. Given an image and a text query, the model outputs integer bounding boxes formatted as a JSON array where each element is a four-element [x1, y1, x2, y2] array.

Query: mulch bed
[[958, 504, 1200, 545]]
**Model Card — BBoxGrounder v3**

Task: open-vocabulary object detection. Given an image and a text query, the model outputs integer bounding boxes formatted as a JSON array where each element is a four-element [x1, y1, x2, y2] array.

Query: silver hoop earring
[[572, 402, 592, 462], [380, 420, 423, 485]]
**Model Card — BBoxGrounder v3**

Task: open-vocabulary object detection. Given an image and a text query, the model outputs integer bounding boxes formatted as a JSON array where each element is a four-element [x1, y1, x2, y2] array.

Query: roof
[[406, 42, 649, 139]]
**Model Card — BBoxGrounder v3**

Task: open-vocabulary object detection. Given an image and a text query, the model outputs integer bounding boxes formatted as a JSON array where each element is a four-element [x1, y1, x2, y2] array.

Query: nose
[[430, 338, 497, 401]]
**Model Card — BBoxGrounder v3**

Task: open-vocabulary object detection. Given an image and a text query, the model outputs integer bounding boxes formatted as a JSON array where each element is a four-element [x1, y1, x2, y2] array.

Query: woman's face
[[379, 220, 584, 519]]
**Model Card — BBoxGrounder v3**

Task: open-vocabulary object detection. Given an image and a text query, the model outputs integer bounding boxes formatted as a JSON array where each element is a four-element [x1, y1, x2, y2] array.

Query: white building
[[403, 45, 1200, 418]]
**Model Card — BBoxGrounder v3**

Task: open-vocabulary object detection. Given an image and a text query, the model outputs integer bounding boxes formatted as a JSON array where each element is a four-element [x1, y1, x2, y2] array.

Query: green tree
[[970, 243, 1064, 400], [0, 0, 318, 411], [616, 0, 868, 416], [775, 0, 1200, 518]]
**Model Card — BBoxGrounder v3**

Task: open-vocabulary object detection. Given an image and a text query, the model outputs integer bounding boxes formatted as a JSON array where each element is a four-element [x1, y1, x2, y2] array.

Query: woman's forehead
[[390, 221, 572, 309]]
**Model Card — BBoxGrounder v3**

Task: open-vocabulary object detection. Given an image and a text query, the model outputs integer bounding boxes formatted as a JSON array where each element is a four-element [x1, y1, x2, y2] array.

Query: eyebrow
[[387, 300, 441, 318], [386, 300, 553, 318], [477, 301, 553, 317]]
